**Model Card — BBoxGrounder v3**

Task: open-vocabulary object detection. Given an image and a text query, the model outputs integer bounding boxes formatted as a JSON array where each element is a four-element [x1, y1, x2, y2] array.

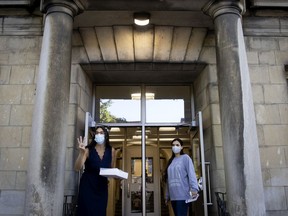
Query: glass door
[[125, 145, 160, 216], [94, 85, 195, 215]]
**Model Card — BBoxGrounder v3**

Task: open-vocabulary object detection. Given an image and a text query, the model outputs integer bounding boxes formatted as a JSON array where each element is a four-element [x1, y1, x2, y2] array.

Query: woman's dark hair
[[164, 138, 185, 182], [87, 125, 111, 150]]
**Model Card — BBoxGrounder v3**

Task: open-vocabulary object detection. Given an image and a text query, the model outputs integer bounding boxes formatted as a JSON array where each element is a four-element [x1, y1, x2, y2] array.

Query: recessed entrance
[[83, 85, 209, 215]]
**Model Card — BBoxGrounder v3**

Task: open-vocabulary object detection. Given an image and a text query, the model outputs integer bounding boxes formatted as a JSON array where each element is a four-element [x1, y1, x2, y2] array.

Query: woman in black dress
[[75, 126, 115, 216]]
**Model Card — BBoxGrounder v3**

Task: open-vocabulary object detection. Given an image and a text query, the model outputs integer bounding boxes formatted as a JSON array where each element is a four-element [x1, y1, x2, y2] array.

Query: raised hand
[[75, 136, 88, 171], [77, 136, 86, 152]]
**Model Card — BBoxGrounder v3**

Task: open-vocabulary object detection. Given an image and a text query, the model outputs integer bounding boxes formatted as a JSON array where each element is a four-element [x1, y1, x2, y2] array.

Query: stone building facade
[[0, 0, 287, 216]]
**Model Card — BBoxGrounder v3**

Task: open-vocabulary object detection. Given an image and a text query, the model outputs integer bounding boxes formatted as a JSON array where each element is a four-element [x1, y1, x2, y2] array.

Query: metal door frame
[[84, 85, 212, 215]]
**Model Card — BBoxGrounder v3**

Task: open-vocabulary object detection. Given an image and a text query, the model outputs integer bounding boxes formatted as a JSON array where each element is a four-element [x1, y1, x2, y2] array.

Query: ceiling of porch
[[73, 0, 214, 83], [78, 26, 209, 83]]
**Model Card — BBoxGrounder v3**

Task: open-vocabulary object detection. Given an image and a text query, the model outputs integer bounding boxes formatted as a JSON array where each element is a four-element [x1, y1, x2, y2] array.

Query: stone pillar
[[24, 1, 82, 215], [203, 1, 266, 215]]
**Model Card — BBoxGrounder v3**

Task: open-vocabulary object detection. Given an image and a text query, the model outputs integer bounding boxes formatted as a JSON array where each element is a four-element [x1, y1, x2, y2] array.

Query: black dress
[[76, 145, 112, 216]]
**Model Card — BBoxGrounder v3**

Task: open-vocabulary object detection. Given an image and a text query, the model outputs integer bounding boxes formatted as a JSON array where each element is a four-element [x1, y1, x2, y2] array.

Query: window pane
[[146, 86, 191, 123], [95, 86, 141, 123], [95, 85, 191, 124], [131, 157, 153, 183]]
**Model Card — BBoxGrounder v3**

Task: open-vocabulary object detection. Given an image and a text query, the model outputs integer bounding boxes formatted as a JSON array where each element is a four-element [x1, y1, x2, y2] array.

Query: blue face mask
[[95, 134, 105, 144], [172, 146, 181, 154]]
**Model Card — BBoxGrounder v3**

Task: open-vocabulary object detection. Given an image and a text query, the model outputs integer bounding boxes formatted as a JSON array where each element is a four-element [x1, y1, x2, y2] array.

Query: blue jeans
[[171, 200, 189, 216]]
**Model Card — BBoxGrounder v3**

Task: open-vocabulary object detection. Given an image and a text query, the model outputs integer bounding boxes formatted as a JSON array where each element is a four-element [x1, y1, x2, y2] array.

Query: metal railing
[[63, 195, 77, 216], [215, 192, 230, 216]]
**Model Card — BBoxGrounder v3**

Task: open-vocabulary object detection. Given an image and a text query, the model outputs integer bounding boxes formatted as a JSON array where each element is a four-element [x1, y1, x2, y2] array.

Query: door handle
[[127, 183, 130, 198]]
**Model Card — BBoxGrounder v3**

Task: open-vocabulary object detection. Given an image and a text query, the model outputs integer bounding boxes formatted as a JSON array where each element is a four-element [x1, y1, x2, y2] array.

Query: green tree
[[100, 100, 127, 123]]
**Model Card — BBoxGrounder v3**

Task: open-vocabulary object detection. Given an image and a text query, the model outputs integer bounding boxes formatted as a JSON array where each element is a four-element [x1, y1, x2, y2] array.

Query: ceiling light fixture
[[159, 127, 176, 132], [110, 127, 121, 132], [132, 135, 148, 140], [134, 12, 150, 26], [131, 93, 155, 100]]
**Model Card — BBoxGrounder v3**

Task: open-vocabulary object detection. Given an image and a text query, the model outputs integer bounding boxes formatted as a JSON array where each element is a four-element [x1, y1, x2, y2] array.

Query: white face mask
[[95, 134, 105, 144], [172, 146, 182, 154]]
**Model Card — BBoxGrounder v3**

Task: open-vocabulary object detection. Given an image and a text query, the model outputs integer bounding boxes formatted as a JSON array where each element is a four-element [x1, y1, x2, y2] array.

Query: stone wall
[[193, 31, 288, 215], [0, 16, 93, 215], [247, 36, 288, 215], [0, 16, 42, 215], [0, 11, 287, 216], [193, 31, 223, 215], [64, 64, 93, 196], [64, 29, 94, 196]]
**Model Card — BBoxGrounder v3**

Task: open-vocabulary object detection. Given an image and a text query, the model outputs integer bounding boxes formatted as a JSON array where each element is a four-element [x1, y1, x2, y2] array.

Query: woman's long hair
[[164, 138, 185, 182], [87, 125, 111, 150]]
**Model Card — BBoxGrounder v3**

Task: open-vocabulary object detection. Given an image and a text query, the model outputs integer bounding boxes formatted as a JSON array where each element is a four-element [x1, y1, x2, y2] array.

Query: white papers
[[185, 194, 199, 203], [100, 168, 128, 179]]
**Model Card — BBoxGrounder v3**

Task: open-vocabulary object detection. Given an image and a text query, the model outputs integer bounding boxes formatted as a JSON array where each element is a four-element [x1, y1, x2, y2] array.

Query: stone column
[[203, 1, 266, 215], [24, 1, 82, 215]]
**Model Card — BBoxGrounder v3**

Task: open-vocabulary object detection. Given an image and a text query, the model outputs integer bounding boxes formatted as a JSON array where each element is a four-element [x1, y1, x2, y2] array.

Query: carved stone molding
[[40, 0, 84, 17], [251, 0, 288, 7], [0, 0, 34, 5], [202, 0, 244, 20]]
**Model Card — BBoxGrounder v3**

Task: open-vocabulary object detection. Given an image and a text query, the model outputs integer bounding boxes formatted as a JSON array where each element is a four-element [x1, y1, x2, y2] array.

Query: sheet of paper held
[[185, 193, 199, 203]]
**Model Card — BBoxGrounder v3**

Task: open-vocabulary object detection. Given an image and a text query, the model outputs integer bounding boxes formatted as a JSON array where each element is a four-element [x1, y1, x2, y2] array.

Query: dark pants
[[171, 200, 189, 216]]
